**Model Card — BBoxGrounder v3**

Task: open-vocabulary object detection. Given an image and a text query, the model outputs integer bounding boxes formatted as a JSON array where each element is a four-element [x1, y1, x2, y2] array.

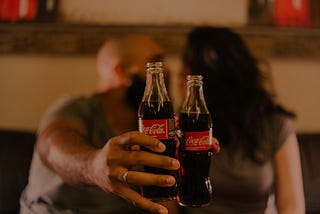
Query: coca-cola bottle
[[138, 61, 177, 201], [177, 75, 213, 207]]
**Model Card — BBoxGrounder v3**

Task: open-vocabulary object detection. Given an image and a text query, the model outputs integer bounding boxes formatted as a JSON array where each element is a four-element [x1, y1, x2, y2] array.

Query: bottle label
[[183, 130, 212, 151], [139, 119, 174, 140]]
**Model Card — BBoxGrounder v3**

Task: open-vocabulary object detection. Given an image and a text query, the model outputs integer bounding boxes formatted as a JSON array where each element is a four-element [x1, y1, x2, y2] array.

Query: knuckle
[[119, 132, 135, 145], [105, 153, 117, 165], [107, 137, 117, 148], [125, 132, 135, 142], [128, 151, 144, 165], [131, 200, 142, 208], [105, 155, 124, 172], [112, 185, 122, 195], [106, 168, 116, 180]]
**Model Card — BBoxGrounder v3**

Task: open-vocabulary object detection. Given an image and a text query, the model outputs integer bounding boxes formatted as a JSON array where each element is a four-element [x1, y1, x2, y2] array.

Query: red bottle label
[[139, 119, 170, 140], [183, 130, 212, 151]]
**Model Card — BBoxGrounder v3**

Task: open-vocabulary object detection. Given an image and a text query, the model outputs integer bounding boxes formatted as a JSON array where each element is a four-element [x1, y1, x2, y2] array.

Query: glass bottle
[[138, 62, 177, 201], [177, 75, 213, 207]]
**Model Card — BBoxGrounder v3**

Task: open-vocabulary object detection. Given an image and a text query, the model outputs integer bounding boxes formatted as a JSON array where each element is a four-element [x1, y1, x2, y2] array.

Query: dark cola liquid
[[138, 101, 177, 201], [178, 112, 213, 207]]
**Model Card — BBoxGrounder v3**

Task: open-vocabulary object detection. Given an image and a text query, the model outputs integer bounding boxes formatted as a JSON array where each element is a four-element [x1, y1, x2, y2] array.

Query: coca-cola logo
[[183, 130, 212, 151], [186, 135, 209, 146], [139, 119, 169, 140], [143, 124, 165, 135]]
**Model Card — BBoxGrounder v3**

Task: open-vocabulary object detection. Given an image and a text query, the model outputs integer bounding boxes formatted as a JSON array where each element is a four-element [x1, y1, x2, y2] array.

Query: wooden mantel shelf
[[1, 23, 320, 59]]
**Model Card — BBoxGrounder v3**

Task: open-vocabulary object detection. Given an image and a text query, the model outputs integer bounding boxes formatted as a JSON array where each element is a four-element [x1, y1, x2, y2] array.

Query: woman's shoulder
[[267, 110, 296, 153]]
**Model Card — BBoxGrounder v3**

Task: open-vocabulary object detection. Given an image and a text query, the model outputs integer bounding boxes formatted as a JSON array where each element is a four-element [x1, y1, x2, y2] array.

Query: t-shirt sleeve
[[273, 116, 296, 153], [37, 96, 92, 135]]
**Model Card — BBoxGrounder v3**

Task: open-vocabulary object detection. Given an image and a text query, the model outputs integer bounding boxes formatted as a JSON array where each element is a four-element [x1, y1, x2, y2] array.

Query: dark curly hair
[[183, 27, 295, 162]]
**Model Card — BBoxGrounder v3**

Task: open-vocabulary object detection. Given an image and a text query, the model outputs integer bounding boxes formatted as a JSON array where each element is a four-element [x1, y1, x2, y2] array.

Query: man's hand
[[88, 131, 180, 214]]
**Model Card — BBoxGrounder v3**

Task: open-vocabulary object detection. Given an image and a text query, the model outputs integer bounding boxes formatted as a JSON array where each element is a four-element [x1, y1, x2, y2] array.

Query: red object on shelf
[[25, 0, 38, 20], [0, 0, 37, 22], [274, 0, 312, 27]]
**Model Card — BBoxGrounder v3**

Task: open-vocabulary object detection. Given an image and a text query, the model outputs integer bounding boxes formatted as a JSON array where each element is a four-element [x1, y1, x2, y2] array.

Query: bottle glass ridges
[[177, 75, 213, 207], [138, 62, 177, 201]]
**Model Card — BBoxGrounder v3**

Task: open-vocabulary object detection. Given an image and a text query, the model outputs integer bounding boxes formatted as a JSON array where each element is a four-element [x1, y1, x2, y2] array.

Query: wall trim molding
[[1, 23, 320, 59]]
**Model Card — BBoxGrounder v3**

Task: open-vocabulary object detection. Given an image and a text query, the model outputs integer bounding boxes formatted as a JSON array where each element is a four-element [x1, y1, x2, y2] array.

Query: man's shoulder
[[54, 94, 91, 106], [48, 93, 98, 112], [37, 94, 98, 133]]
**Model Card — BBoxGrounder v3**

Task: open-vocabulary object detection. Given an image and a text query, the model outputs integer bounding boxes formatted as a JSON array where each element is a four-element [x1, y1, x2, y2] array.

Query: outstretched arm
[[37, 119, 180, 214]]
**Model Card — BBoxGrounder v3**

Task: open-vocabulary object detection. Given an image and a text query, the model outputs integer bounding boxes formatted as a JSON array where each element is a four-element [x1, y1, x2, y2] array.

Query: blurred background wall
[[0, 0, 319, 133]]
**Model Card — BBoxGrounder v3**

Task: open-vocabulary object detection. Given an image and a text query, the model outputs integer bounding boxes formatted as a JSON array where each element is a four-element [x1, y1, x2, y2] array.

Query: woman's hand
[[88, 131, 180, 214], [174, 113, 220, 154], [212, 137, 220, 154]]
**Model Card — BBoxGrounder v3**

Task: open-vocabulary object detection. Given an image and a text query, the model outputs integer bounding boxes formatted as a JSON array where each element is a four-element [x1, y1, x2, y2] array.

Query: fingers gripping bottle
[[177, 75, 213, 207], [138, 62, 177, 201]]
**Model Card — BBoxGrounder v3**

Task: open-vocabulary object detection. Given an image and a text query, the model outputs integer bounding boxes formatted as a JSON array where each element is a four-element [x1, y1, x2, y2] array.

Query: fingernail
[[171, 159, 180, 168], [166, 176, 175, 184], [158, 141, 165, 150], [158, 208, 168, 214]]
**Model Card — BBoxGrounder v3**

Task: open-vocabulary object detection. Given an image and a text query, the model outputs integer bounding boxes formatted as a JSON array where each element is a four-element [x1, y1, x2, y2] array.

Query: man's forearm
[[37, 124, 98, 186]]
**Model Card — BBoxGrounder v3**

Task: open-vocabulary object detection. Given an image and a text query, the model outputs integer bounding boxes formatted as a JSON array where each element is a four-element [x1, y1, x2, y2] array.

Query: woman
[[182, 27, 305, 214]]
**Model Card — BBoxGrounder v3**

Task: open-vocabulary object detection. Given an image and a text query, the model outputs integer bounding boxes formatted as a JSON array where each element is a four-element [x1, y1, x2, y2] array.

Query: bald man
[[20, 35, 180, 214]]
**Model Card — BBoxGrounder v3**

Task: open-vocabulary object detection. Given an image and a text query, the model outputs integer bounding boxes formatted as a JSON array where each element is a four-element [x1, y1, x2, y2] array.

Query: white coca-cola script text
[[143, 124, 165, 135], [186, 136, 209, 146]]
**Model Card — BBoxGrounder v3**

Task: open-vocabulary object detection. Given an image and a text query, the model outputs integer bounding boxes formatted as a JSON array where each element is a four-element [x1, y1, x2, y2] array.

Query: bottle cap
[[146, 61, 163, 68]]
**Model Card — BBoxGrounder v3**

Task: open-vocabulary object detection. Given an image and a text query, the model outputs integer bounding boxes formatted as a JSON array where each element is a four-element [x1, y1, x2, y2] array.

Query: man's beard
[[125, 74, 146, 110], [125, 73, 170, 110]]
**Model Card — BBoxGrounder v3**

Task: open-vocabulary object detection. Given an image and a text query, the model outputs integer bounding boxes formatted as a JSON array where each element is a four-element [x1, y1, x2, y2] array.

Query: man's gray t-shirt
[[20, 95, 145, 214]]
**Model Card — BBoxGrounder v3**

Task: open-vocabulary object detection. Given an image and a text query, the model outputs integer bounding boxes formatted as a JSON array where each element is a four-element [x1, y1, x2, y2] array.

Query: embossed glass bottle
[[177, 75, 213, 207], [138, 62, 177, 201]]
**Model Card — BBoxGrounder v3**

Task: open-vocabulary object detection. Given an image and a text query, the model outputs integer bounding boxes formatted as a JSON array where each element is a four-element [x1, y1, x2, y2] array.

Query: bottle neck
[[182, 75, 209, 114], [142, 63, 170, 103]]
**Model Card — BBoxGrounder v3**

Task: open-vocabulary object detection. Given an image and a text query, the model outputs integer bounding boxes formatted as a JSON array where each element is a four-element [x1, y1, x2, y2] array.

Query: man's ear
[[113, 64, 122, 76], [113, 64, 132, 87]]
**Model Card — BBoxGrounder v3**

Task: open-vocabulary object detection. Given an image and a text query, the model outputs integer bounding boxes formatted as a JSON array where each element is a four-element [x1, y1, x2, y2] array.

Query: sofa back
[[0, 130, 319, 213], [297, 133, 320, 214], [0, 130, 35, 214]]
